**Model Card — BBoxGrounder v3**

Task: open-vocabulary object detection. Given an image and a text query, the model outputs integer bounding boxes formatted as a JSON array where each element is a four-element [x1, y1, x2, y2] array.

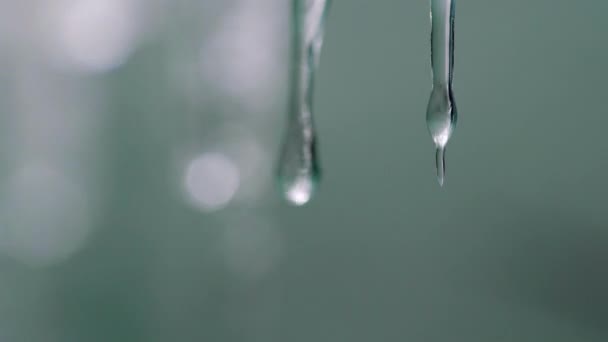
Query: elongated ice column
[[278, 0, 330, 206], [426, 0, 457, 186]]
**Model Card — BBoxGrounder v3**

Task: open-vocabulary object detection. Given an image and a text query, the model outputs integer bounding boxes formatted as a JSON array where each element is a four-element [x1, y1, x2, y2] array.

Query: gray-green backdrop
[[0, 0, 606, 341]]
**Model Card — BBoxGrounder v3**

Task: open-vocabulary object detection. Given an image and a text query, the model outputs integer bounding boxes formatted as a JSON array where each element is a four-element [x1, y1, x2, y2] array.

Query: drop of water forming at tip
[[426, 87, 456, 186], [280, 171, 319, 206], [276, 0, 329, 205], [435, 147, 446, 186], [277, 124, 321, 205]]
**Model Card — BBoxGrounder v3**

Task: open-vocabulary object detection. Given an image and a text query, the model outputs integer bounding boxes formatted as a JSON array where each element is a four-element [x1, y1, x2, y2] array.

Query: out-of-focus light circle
[[184, 153, 240, 212], [0, 162, 92, 267], [54, 0, 138, 72]]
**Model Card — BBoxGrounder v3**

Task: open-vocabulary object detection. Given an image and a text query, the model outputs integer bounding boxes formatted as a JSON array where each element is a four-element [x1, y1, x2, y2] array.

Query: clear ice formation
[[278, 0, 331, 206], [426, 0, 457, 186]]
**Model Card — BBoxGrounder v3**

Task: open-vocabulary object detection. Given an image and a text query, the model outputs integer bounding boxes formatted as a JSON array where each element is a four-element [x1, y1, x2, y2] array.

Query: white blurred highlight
[[52, 0, 138, 72], [0, 63, 100, 267], [184, 153, 240, 212], [0, 162, 91, 267]]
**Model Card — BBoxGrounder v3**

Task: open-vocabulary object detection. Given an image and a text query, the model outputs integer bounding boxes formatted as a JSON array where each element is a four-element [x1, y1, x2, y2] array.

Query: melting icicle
[[427, 0, 457, 186], [278, 0, 330, 206]]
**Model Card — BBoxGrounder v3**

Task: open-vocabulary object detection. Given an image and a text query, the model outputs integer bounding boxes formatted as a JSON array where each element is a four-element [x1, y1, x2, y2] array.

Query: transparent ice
[[278, 0, 330, 205], [426, 0, 457, 186]]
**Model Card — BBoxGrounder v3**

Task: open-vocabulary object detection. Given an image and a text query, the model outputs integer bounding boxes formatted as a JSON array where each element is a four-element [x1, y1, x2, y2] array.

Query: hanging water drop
[[278, 0, 331, 206], [283, 172, 317, 206], [427, 0, 457, 186]]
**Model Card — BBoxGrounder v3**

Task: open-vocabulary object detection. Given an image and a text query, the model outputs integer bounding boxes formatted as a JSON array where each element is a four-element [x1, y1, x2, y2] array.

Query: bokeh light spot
[[54, 0, 138, 72], [0, 161, 92, 267], [184, 153, 240, 212]]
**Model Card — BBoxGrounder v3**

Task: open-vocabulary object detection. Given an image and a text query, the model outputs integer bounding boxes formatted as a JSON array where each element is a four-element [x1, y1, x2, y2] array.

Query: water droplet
[[278, 0, 330, 204], [435, 147, 445, 186], [426, 0, 457, 186], [281, 171, 318, 206]]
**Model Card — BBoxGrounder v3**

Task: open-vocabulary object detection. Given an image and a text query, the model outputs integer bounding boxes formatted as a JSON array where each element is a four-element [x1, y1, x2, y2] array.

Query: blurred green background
[[0, 0, 607, 341]]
